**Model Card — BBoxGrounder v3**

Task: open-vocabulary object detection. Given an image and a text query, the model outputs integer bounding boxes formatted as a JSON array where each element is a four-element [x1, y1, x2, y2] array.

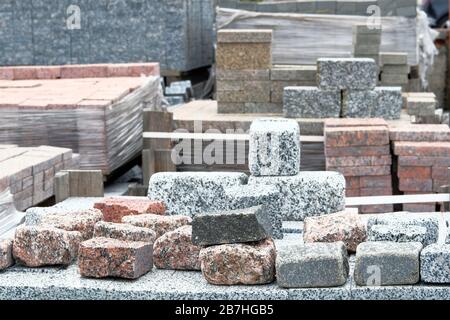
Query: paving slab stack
[[284, 58, 403, 120], [390, 124, 450, 212], [324, 119, 393, 214], [352, 24, 381, 67], [380, 52, 410, 91], [405, 92, 441, 125]]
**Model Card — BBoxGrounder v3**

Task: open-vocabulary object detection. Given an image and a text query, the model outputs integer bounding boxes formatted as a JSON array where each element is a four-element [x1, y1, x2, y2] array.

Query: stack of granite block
[[390, 124, 450, 212], [324, 119, 394, 214], [216, 30, 274, 114], [380, 52, 410, 90], [352, 24, 381, 66], [284, 58, 403, 120], [406, 92, 440, 124]]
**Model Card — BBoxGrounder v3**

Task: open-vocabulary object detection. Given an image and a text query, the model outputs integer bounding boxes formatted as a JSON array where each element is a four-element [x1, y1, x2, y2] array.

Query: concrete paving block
[[283, 87, 341, 119], [368, 224, 428, 246], [421, 244, 450, 284]]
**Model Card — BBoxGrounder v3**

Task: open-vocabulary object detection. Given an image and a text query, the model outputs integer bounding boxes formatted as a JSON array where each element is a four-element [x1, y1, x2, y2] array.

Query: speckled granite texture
[[0, 239, 14, 271], [342, 90, 376, 118], [373, 87, 403, 120], [249, 119, 300, 176], [368, 225, 428, 246], [249, 172, 346, 221], [317, 58, 378, 90], [93, 221, 156, 244], [276, 242, 349, 288], [148, 172, 248, 217], [283, 87, 341, 118], [420, 244, 450, 284]]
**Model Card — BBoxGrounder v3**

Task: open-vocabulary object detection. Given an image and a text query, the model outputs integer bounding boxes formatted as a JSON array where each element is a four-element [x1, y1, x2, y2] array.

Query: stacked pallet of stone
[[390, 124, 450, 212], [405, 92, 441, 124], [284, 58, 403, 120], [0, 145, 78, 211], [352, 24, 381, 66], [216, 30, 275, 114], [324, 119, 393, 214], [380, 52, 410, 90]]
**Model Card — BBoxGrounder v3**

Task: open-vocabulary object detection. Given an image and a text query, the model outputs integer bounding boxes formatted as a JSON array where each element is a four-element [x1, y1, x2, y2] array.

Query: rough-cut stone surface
[[199, 239, 276, 285], [249, 119, 300, 177], [148, 172, 248, 216], [123, 214, 192, 238], [13, 226, 82, 267], [373, 87, 403, 120], [94, 197, 166, 223], [153, 226, 201, 271], [192, 206, 271, 246], [368, 224, 428, 246], [325, 126, 390, 147], [303, 211, 367, 252], [38, 209, 103, 240], [283, 87, 341, 118], [342, 90, 376, 118], [216, 43, 272, 70], [78, 237, 152, 279], [217, 29, 272, 43], [223, 184, 283, 239], [93, 221, 156, 243], [276, 242, 349, 288], [317, 58, 378, 90], [367, 212, 439, 247], [249, 172, 346, 221], [354, 242, 422, 286], [421, 244, 450, 284], [0, 239, 14, 271]]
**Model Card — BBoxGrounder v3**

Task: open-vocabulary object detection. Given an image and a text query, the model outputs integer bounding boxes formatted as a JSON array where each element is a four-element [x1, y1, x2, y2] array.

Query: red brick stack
[[324, 119, 393, 214], [390, 124, 450, 212]]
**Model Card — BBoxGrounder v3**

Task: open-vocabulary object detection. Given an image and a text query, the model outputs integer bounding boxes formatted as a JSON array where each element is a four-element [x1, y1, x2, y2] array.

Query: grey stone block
[[276, 242, 349, 288], [270, 66, 317, 81], [192, 206, 272, 246], [368, 224, 428, 246], [380, 52, 409, 65], [283, 87, 341, 119], [249, 118, 300, 177], [148, 172, 248, 217], [218, 102, 282, 114], [223, 184, 283, 239], [367, 212, 439, 247], [317, 58, 378, 90], [342, 90, 376, 118], [216, 69, 270, 81], [373, 87, 403, 120], [382, 65, 410, 75], [421, 244, 450, 284], [407, 97, 436, 117], [248, 172, 346, 221], [354, 241, 422, 286], [380, 73, 409, 85]]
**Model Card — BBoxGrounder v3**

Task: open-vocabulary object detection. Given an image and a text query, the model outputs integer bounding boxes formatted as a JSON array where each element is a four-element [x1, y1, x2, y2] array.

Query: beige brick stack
[[380, 52, 409, 90], [405, 92, 441, 124], [324, 119, 393, 214]]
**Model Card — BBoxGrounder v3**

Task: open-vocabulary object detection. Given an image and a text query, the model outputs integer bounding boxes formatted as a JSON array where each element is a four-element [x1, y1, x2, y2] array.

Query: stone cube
[[373, 87, 403, 120], [342, 90, 376, 118], [192, 206, 272, 246], [317, 58, 378, 90], [283, 87, 341, 118], [421, 244, 450, 283], [368, 224, 428, 246], [380, 52, 408, 65], [407, 97, 436, 117], [13, 226, 82, 267], [93, 221, 157, 243], [199, 239, 276, 285], [0, 239, 14, 271], [249, 172, 346, 221], [148, 172, 248, 216], [153, 226, 201, 271], [123, 214, 192, 239], [249, 118, 300, 176], [276, 242, 349, 288], [354, 242, 422, 286], [78, 237, 153, 279]]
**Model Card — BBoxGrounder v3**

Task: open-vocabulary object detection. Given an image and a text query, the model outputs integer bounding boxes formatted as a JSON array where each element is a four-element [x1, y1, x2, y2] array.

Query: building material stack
[[352, 24, 382, 67], [390, 124, 450, 212], [405, 92, 441, 124], [324, 119, 393, 214], [380, 53, 410, 90]]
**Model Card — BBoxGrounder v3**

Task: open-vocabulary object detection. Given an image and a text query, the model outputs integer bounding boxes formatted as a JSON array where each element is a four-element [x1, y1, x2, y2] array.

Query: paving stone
[[325, 126, 390, 147], [407, 97, 436, 116], [192, 206, 272, 246], [325, 145, 390, 157], [317, 58, 378, 90], [373, 87, 403, 120], [0, 239, 14, 271], [303, 211, 367, 252], [216, 81, 271, 103], [217, 29, 273, 43], [93, 197, 166, 223], [249, 118, 300, 176], [216, 69, 270, 81], [368, 225, 428, 246], [78, 237, 152, 279], [216, 43, 272, 70], [367, 212, 439, 247], [276, 242, 349, 288], [324, 118, 388, 128], [389, 124, 450, 142], [270, 80, 316, 103], [153, 226, 201, 271], [249, 172, 346, 221], [93, 221, 156, 244], [123, 214, 192, 239], [270, 66, 317, 81], [13, 226, 82, 267], [327, 165, 391, 177], [223, 184, 283, 239], [148, 172, 248, 216], [37, 209, 103, 240], [380, 52, 408, 65], [283, 87, 341, 118], [394, 141, 450, 157], [421, 244, 450, 284], [326, 156, 392, 167], [199, 239, 276, 285], [354, 242, 422, 286], [342, 90, 376, 118]]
